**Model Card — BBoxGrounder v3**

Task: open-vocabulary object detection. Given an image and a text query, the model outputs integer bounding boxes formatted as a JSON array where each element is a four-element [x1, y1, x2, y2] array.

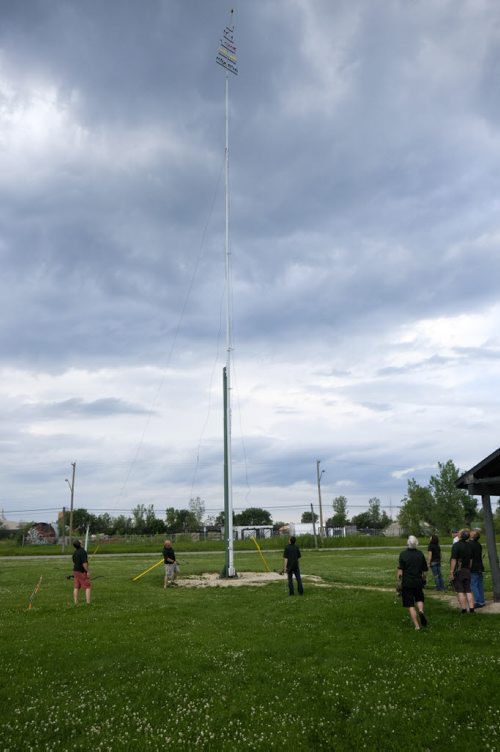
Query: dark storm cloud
[[1, 1, 500, 518]]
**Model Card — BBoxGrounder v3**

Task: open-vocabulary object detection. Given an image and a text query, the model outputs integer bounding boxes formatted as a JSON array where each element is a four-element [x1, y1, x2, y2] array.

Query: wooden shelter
[[456, 447, 500, 602]]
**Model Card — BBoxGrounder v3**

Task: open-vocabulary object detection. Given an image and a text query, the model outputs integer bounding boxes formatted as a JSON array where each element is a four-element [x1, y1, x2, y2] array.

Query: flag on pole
[[216, 10, 238, 75]]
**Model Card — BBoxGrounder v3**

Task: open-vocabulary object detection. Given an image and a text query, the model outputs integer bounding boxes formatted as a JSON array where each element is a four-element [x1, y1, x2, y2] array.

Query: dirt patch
[[176, 571, 288, 588], [173, 573, 500, 613]]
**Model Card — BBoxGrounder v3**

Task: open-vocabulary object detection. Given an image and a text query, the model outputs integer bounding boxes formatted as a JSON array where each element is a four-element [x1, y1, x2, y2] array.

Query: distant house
[[232, 525, 273, 541], [384, 521, 404, 537], [26, 523, 57, 545], [0, 511, 22, 537]]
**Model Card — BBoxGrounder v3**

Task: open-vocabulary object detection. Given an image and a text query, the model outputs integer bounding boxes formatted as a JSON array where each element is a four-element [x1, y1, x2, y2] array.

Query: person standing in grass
[[72, 539, 91, 605], [283, 535, 303, 596], [427, 534, 444, 591], [469, 530, 485, 608], [162, 539, 179, 588], [397, 536, 428, 630], [450, 529, 475, 613]]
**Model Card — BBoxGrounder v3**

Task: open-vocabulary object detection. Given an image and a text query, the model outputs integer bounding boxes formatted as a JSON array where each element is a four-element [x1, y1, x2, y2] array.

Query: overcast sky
[[1, 0, 500, 527]]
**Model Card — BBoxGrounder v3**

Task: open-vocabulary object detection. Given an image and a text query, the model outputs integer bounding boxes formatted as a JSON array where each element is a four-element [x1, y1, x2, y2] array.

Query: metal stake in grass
[[27, 575, 43, 610], [132, 559, 163, 582]]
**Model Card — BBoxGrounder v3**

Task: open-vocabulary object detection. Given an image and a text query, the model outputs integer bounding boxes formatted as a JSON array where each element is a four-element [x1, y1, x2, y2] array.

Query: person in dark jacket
[[397, 535, 428, 630], [469, 530, 485, 608], [283, 536, 303, 596], [450, 529, 474, 613], [427, 534, 444, 591]]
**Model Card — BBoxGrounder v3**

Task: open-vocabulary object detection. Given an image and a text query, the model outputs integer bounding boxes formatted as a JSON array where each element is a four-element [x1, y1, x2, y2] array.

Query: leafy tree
[[114, 515, 133, 535], [234, 507, 272, 526], [165, 507, 198, 532], [352, 498, 391, 530], [71, 508, 96, 534], [429, 460, 472, 533], [398, 480, 434, 535], [301, 511, 319, 524], [495, 500, 500, 534], [189, 497, 206, 527], [93, 513, 114, 535], [214, 511, 225, 528], [351, 511, 372, 529], [330, 496, 349, 526]]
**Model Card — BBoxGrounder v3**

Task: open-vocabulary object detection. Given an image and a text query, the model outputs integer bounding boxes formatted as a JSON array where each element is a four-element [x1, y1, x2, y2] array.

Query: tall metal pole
[[66, 461, 76, 544], [317, 460, 325, 537], [216, 11, 238, 578], [224, 70, 235, 577]]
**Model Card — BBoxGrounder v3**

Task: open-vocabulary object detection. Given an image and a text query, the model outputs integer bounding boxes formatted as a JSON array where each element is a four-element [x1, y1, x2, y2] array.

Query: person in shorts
[[450, 529, 474, 613], [162, 539, 179, 588], [72, 540, 91, 605], [397, 535, 428, 630]]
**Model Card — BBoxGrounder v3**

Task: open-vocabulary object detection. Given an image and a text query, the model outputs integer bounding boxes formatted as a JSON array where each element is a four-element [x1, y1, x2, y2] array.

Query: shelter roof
[[456, 447, 500, 496]]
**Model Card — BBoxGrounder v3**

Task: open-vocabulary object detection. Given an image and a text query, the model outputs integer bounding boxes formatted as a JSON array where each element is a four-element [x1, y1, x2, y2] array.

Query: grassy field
[[1, 549, 499, 751]]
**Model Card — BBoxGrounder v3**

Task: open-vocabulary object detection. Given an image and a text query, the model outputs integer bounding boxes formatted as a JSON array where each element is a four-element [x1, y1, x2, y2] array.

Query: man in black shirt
[[162, 539, 179, 588], [397, 536, 428, 630], [283, 536, 303, 596], [450, 529, 474, 613], [72, 540, 91, 605]]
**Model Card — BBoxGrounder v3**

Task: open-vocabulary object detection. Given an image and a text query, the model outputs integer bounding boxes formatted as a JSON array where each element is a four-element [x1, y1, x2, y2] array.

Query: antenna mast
[[216, 10, 238, 577]]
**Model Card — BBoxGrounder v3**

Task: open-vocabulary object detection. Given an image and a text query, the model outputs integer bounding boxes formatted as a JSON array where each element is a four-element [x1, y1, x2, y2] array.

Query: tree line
[[53, 459, 500, 538]]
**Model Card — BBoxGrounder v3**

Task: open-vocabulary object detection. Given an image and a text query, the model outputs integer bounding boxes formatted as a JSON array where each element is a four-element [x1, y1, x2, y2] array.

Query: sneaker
[[419, 611, 427, 627]]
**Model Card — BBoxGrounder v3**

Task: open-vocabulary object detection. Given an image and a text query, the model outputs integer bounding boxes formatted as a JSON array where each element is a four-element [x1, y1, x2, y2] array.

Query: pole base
[[219, 566, 238, 579]]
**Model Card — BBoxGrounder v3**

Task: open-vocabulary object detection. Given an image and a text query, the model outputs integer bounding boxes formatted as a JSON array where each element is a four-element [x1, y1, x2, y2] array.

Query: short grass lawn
[[1, 550, 499, 751]]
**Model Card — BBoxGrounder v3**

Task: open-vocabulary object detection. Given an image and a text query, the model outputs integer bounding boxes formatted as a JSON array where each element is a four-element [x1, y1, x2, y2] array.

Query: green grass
[[1, 551, 499, 751]]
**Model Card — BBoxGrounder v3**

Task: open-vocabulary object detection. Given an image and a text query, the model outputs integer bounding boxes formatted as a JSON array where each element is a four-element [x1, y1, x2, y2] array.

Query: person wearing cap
[[469, 530, 485, 608], [72, 539, 91, 605], [450, 529, 474, 613], [397, 535, 429, 630]]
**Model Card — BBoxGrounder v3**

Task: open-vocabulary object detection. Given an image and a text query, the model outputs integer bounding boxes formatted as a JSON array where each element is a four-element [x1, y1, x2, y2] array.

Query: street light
[[65, 462, 76, 545]]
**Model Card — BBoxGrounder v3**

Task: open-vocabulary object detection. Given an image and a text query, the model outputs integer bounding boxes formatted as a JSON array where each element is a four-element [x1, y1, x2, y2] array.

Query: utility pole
[[65, 462, 76, 545], [61, 506, 66, 553], [311, 503, 318, 550], [316, 460, 325, 537]]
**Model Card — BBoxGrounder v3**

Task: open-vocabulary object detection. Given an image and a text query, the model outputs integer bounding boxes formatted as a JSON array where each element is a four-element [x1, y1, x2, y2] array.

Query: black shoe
[[419, 611, 427, 627]]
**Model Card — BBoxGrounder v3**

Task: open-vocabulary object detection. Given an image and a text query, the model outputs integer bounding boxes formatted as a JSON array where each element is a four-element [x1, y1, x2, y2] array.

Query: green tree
[[330, 496, 349, 526], [301, 511, 318, 524], [189, 497, 206, 527], [93, 513, 114, 535], [429, 460, 472, 533], [114, 515, 132, 535], [71, 508, 97, 534], [495, 500, 500, 534], [165, 508, 198, 532], [234, 507, 272, 526], [352, 498, 391, 530], [398, 480, 434, 535], [214, 511, 225, 528]]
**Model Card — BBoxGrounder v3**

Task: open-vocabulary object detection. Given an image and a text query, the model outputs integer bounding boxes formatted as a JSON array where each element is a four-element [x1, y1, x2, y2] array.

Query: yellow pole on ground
[[132, 559, 164, 581], [92, 545, 99, 556], [251, 536, 271, 572], [27, 575, 43, 610]]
